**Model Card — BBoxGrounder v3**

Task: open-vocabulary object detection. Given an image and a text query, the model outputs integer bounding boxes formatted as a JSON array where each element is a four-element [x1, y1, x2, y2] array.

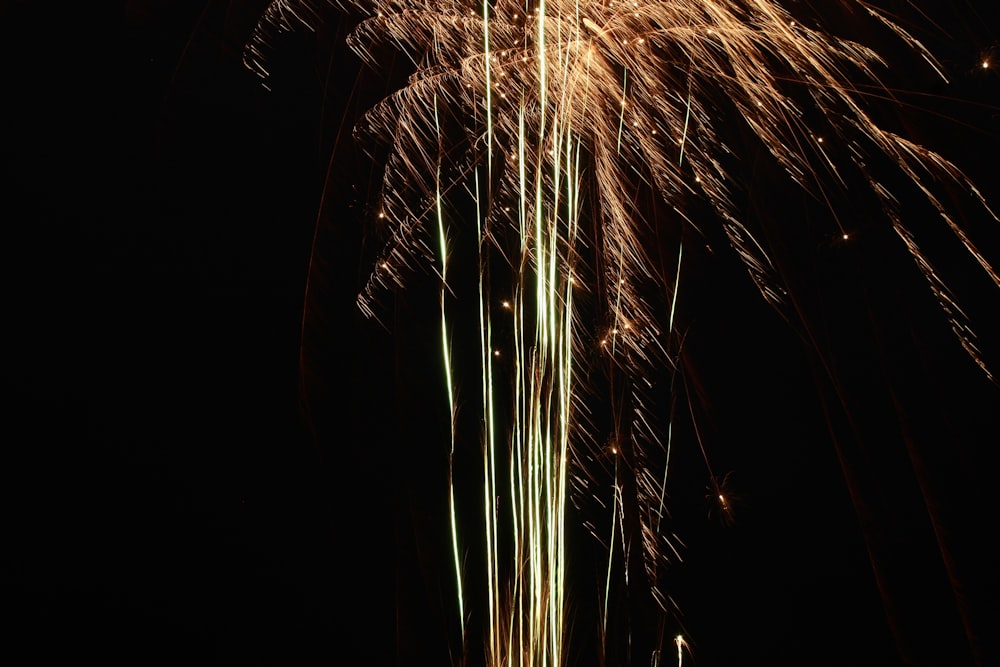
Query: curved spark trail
[[247, 1, 998, 665]]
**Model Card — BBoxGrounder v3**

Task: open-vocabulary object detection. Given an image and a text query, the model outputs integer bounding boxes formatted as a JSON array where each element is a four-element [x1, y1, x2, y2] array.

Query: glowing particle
[[676, 634, 690, 667]]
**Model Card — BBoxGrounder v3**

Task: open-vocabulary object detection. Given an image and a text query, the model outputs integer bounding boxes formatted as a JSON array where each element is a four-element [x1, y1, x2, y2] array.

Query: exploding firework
[[247, 1, 998, 665]]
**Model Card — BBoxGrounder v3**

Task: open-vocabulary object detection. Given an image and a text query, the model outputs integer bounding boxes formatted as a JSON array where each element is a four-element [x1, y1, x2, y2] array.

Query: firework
[[247, 1, 997, 665]]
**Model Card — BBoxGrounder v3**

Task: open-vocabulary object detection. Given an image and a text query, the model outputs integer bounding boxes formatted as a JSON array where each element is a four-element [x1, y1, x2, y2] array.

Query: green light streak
[[435, 94, 465, 647]]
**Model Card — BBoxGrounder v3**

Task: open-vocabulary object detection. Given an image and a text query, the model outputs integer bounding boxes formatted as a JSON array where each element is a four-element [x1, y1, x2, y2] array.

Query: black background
[[3, 2, 998, 665]]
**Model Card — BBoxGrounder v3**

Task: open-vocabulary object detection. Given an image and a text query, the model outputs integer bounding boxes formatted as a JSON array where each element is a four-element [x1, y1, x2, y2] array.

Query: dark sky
[[3, 2, 998, 666]]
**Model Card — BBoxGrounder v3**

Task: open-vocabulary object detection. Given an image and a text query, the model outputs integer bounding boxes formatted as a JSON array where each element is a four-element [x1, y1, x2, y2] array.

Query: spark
[[246, 1, 999, 665], [675, 634, 690, 667]]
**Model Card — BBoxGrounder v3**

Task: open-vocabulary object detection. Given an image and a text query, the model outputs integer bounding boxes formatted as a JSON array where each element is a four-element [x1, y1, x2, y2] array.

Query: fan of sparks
[[248, 0, 998, 665]]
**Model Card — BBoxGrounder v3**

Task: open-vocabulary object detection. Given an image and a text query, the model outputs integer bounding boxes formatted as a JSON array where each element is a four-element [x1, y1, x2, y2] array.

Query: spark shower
[[247, 1, 997, 665]]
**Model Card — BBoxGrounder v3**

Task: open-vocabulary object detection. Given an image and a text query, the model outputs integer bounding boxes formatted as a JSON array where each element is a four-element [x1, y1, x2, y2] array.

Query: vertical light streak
[[616, 69, 627, 154], [656, 244, 683, 533], [435, 93, 466, 647], [478, 11, 502, 657], [483, 0, 493, 174], [678, 91, 692, 168], [511, 98, 530, 667], [603, 451, 619, 640]]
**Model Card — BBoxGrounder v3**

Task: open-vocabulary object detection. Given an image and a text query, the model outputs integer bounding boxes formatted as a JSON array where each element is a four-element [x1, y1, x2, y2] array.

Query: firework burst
[[247, 1, 998, 665]]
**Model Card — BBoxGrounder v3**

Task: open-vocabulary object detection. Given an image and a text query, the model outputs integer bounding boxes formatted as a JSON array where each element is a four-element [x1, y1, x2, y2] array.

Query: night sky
[[3, 2, 998, 665]]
